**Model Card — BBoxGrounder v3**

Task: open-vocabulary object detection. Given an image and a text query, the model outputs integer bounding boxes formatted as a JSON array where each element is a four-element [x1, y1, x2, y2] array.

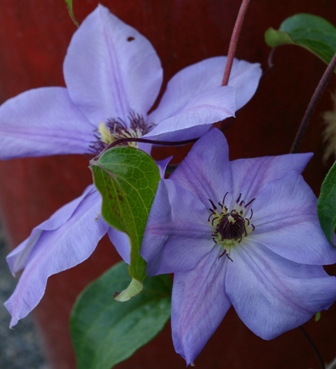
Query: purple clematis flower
[[0, 5, 261, 159], [0, 4, 261, 327], [141, 128, 336, 365]]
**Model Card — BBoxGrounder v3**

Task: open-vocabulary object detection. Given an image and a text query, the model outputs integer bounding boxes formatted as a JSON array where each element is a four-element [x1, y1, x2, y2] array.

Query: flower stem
[[290, 52, 336, 153], [92, 136, 197, 161], [298, 326, 325, 369], [109, 136, 196, 149], [221, 0, 252, 86]]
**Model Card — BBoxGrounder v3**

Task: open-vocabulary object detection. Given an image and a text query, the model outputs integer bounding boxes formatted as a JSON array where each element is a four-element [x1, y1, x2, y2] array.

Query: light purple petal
[[250, 171, 336, 265], [142, 180, 212, 276], [172, 249, 231, 365], [4, 186, 108, 327], [146, 124, 214, 144], [145, 58, 261, 141], [170, 128, 233, 205], [108, 228, 130, 264], [230, 152, 312, 202], [227, 58, 262, 109], [148, 57, 261, 126], [137, 142, 153, 155], [7, 185, 95, 274], [64, 4, 163, 125], [0, 87, 95, 159], [156, 156, 172, 178], [145, 87, 236, 141], [226, 242, 336, 340]]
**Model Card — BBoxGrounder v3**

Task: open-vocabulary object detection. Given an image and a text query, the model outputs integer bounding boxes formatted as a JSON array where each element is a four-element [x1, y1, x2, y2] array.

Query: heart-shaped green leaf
[[265, 14, 336, 66], [70, 261, 172, 369], [90, 147, 161, 298]]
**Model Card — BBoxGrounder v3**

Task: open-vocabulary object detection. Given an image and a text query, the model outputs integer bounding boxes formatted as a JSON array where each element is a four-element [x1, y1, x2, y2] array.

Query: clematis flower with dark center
[[141, 128, 336, 366], [0, 4, 261, 327]]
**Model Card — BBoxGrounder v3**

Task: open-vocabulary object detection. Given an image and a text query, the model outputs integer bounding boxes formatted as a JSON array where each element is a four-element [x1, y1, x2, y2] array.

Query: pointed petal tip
[[9, 320, 18, 330], [156, 156, 173, 178], [4, 300, 20, 329], [65, 3, 163, 124]]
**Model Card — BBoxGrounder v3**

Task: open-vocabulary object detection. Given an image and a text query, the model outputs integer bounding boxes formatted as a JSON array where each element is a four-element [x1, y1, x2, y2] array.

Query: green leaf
[[70, 262, 172, 369], [64, 0, 79, 27], [265, 14, 336, 66], [317, 161, 336, 246], [90, 147, 161, 292]]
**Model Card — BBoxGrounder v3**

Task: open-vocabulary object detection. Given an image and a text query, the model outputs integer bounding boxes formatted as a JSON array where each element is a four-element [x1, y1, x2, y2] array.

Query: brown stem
[[221, 0, 252, 86], [290, 52, 336, 153]]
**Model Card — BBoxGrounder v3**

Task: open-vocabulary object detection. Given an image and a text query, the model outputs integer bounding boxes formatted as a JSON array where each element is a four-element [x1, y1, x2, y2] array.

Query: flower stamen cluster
[[90, 111, 156, 153], [208, 192, 255, 251]]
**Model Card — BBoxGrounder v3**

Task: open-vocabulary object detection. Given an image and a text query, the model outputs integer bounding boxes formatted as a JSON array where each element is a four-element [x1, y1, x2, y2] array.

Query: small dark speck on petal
[[127, 36, 135, 42]]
